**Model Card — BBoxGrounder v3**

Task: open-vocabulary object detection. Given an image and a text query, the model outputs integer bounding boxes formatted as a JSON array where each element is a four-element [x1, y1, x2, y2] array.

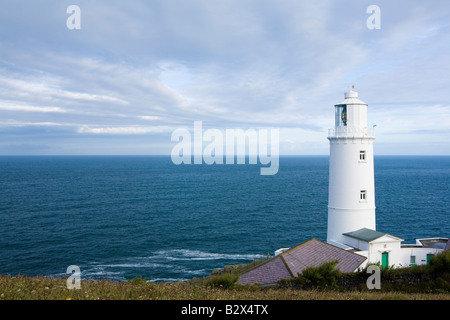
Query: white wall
[[327, 138, 376, 244], [342, 236, 370, 251], [347, 103, 368, 129], [399, 247, 443, 267], [365, 237, 444, 268], [368, 238, 402, 267]]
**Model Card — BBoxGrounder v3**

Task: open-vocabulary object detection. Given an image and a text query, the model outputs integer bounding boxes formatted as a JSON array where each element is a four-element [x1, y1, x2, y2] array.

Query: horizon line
[[1, 154, 449, 157]]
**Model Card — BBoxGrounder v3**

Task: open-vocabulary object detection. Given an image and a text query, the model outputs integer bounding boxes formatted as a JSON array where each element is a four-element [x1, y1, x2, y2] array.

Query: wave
[[149, 278, 187, 283], [67, 249, 264, 282], [95, 262, 165, 269], [150, 249, 264, 261]]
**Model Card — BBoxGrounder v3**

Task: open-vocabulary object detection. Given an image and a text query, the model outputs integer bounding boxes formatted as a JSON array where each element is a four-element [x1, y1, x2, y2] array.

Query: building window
[[410, 256, 416, 266], [360, 190, 367, 201], [359, 150, 366, 161]]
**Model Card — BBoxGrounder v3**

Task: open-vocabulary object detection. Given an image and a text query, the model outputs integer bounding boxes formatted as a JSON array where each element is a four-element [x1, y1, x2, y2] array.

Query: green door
[[426, 254, 434, 264], [382, 252, 389, 269]]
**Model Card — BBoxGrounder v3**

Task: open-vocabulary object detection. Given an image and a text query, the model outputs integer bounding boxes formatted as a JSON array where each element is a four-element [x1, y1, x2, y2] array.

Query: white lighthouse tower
[[327, 87, 376, 247]]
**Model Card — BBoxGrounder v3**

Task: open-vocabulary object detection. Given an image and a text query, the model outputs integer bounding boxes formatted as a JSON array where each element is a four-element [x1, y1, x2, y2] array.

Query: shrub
[[128, 276, 147, 285], [207, 273, 240, 289], [294, 260, 342, 290], [428, 250, 450, 274]]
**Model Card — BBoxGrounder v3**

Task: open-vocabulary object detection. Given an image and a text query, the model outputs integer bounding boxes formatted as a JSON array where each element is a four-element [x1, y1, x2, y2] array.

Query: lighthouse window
[[335, 105, 347, 127], [360, 190, 367, 201], [360, 151, 366, 161]]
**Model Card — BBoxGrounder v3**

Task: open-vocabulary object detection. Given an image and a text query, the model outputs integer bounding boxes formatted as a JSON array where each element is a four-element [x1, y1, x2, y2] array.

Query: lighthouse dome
[[338, 88, 367, 106], [345, 90, 358, 99]]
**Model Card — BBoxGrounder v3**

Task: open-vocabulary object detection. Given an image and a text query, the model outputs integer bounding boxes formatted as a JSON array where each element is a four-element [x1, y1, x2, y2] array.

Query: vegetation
[[279, 250, 450, 294], [0, 251, 449, 300], [1, 274, 449, 300], [206, 272, 240, 289], [293, 260, 342, 290]]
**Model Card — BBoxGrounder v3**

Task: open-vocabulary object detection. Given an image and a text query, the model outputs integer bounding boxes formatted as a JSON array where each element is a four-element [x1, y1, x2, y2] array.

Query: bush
[[428, 251, 450, 292], [428, 250, 450, 274], [128, 276, 147, 285], [207, 273, 240, 289], [278, 253, 450, 293], [291, 260, 342, 290]]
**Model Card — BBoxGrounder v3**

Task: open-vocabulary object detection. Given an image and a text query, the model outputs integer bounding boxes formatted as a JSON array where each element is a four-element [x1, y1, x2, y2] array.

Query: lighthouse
[[327, 87, 376, 247], [237, 87, 449, 285]]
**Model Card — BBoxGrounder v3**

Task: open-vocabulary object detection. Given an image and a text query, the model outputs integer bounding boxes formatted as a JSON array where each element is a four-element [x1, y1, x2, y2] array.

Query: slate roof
[[237, 239, 367, 285], [418, 238, 450, 250], [342, 228, 388, 242]]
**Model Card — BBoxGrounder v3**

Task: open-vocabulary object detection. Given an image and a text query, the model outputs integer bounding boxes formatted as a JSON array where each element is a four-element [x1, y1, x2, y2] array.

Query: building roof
[[237, 239, 367, 286], [417, 238, 450, 250], [343, 228, 388, 242]]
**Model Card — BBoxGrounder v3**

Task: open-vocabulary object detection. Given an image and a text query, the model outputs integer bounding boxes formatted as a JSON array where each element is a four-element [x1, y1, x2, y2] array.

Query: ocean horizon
[[0, 155, 449, 282]]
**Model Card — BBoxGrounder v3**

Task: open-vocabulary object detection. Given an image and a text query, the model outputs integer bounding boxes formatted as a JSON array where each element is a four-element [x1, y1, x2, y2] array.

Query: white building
[[326, 88, 448, 269], [327, 87, 376, 246]]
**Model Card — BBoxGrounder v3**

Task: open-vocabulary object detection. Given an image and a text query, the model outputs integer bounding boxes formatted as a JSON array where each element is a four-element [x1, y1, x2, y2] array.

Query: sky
[[0, 0, 449, 156]]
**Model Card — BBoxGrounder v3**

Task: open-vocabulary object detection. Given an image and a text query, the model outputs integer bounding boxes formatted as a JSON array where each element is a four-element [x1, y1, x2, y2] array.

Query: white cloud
[[55, 90, 128, 105], [0, 75, 128, 105], [0, 104, 67, 113], [139, 115, 161, 120], [0, 120, 70, 127], [77, 125, 173, 135], [0, 1, 449, 154]]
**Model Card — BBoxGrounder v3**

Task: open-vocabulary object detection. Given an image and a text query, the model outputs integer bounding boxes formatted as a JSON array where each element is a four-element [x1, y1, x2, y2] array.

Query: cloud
[[0, 1, 449, 155], [139, 115, 161, 121], [0, 73, 128, 105], [77, 125, 173, 135], [0, 120, 70, 128], [55, 91, 128, 105], [0, 104, 67, 113]]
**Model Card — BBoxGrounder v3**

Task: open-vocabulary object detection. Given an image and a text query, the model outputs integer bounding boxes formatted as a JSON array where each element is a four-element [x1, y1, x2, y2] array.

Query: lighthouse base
[[327, 207, 376, 246]]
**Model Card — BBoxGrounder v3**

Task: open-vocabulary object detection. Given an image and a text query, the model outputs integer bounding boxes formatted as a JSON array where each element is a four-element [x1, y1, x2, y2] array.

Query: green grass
[[1, 252, 449, 300], [1, 274, 449, 300]]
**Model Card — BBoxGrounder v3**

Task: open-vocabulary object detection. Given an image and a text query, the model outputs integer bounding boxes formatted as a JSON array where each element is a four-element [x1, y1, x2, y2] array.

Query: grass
[[0, 274, 449, 300], [1, 251, 449, 300]]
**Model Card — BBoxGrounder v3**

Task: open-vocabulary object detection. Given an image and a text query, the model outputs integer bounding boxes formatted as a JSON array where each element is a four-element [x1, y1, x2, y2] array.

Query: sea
[[0, 156, 448, 282]]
